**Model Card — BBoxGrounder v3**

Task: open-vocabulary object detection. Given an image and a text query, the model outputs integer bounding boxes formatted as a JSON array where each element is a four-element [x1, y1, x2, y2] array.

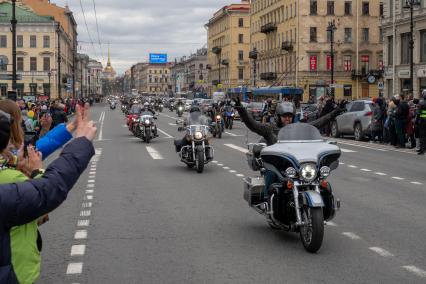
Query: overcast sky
[[52, 0, 233, 75]]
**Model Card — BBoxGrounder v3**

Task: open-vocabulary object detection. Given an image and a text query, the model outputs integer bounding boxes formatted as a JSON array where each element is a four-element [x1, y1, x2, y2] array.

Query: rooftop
[[0, 2, 54, 23]]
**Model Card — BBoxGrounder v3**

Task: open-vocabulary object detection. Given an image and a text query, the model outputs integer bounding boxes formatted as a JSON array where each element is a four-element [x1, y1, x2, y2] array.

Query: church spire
[[107, 45, 111, 66]]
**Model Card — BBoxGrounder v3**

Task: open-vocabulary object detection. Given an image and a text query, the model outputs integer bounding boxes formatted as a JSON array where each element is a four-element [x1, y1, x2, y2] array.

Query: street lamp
[[403, 0, 421, 96], [249, 48, 258, 87], [11, 0, 17, 93], [327, 20, 337, 97]]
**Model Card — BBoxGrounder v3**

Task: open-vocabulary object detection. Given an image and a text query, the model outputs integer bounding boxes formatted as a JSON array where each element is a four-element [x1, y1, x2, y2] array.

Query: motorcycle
[[224, 107, 235, 129], [110, 101, 116, 110], [243, 123, 341, 253], [158, 103, 164, 113], [127, 114, 139, 133], [154, 103, 160, 112], [176, 105, 184, 117], [138, 113, 158, 143], [177, 125, 214, 173], [210, 114, 223, 139]]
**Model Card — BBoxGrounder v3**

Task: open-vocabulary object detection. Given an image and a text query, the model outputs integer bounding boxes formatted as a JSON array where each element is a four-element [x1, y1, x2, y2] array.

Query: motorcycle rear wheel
[[196, 151, 204, 173], [299, 207, 324, 253], [218, 129, 222, 139]]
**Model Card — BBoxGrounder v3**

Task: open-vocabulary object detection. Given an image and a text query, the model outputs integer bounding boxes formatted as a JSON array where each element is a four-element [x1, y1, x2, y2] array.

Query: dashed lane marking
[[342, 232, 361, 240], [74, 230, 88, 240], [339, 162, 345, 165], [85, 195, 93, 201], [369, 247, 394, 257], [360, 169, 372, 172], [340, 148, 357, 153], [375, 172, 387, 176], [70, 245, 86, 256], [223, 167, 230, 170], [66, 263, 83, 275], [337, 141, 388, 152], [168, 123, 177, 126], [89, 172, 96, 175], [392, 177, 405, 181], [87, 184, 95, 188], [229, 170, 237, 173], [402, 266, 426, 278], [236, 174, 244, 177], [77, 220, 90, 227], [146, 146, 164, 160], [411, 181, 423, 185], [348, 165, 358, 168], [225, 132, 244, 137], [224, 143, 249, 153], [157, 128, 174, 138], [87, 180, 95, 183], [85, 190, 94, 194], [80, 210, 91, 217], [217, 164, 224, 166], [82, 202, 92, 208], [212, 161, 218, 163]]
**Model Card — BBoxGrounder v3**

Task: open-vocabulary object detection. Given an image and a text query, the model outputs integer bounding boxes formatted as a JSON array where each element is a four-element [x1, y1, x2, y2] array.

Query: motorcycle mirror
[[154, 116, 158, 120]]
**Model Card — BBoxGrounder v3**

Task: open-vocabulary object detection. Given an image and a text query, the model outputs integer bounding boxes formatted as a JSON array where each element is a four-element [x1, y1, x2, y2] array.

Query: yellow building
[[250, 0, 383, 101], [133, 62, 172, 95], [206, 0, 251, 94]]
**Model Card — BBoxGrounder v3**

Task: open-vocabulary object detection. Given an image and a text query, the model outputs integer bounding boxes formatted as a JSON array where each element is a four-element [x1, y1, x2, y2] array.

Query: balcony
[[249, 50, 258, 60], [261, 22, 277, 34], [260, 72, 277, 81], [212, 46, 222, 54], [281, 41, 293, 52]]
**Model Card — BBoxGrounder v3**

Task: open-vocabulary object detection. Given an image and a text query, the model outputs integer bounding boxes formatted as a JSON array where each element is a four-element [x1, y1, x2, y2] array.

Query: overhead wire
[[92, 0, 104, 61], [79, 0, 99, 59]]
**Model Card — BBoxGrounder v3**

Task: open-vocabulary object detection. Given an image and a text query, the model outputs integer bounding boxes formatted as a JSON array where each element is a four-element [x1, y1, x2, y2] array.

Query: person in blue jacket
[[0, 105, 97, 283]]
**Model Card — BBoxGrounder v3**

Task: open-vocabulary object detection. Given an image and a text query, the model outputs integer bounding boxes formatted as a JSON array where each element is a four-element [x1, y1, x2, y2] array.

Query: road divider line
[[411, 181, 423, 185], [87, 184, 95, 188], [66, 263, 83, 275], [337, 141, 388, 152], [80, 210, 91, 217], [146, 146, 164, 160], [157, 128, 174, 138], [375, 172, 387, 176], [217, 164, 224, 166], [402, 265, 426, 278], [348, 165, 358, 168], [342, 232, 361, 240], [85, 195, 93, 200], [369, 247, 394, 257], [360, 169, 372, 172], [74, 230, 88, 240], [82, 202, 92, 208], [77, 220, 90, 227], [70, 245, 86, 256], [224, 143, 249, 153], [392, 176, 405, 180], [340, 148, 357, 153], [98, 111, 105, 141], [223, 167, 230, 170]]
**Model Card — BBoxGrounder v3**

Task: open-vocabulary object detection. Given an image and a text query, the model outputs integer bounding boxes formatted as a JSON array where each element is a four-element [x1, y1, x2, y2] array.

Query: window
[[238, 34, 244, 44], [388, 36, 393, 65], [344, 55, 352, 71], [43, 57, 50, 71], [17, 35, 23, 48], [344, 28, 352, 43], [421, 31, 426, 62], [362, 2, 369, 16], [380, 2, 384, 17], [343, 85, 352, 97], [17, 57, 24, 71], [30, 35, 36, 48], [350, 102, 365, 112], [327, 1, 334, 15], [0, 35, 6, 48], [43, 36, 50, 48], [345, 1, 352, 15], [30, 57, 37, 71], [361, 55, 370, 74], [238, 50, 244, 61], [401, 33, 411, 64], [362, 28, 369, 42], [378, 54, 383, 70], [238, 18, 244, 27], [238, 68, 244, 80], [310, 27, 317, 42], [0, 57, 7, 71]]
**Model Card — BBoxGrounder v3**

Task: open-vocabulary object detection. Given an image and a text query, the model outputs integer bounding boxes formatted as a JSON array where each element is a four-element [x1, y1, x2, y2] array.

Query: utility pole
[[11, 0, 17, 93], [56, 22, 62, 100], [403, 0, 420, 97], [327, 20, 337, 97], [249, 48, 258, 87]]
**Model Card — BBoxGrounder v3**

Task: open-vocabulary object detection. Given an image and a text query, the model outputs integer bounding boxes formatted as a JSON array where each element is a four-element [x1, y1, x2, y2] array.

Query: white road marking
[[89, 171, 96, 175], [85, 190, 94, 194], [87, 180, 95, 183], [348, 165, 358, 168], [402, 265, 426, 278], [326, 221, 337, 226], [411, 181, 423, 185], [217, 164, 224, 166], [146, 146, 164, 160], [339, 162, 345, 165], [212, 161, 218, 163], [375, 172, 387, 176], [85, 195, 93, 200], [392, 177, 405, 180], [337, 141, 388, 152], [229, 170, 237, 173], [98, 111, 105, 140], [80, 210, 91, 217], [223, 167, 230, 170], [89, 175, 96, 179], [71, 245, 86, 256], [82, 202, 92, 208], [157, 128, 174, 138], [224, 143, 248, 153], [87, 184, 95, 188], [360, 169, 372, 172], [168, 123, 177, 126], [369, 247, 394, 257], [342, 232, 361, 240], [66, 263, 83, 274], [74, 230, 88, 240], [77, 220, 90, 227], [95, 149, 102, 155], [340, 148, 357, 153], [236, 174, 244, 177]]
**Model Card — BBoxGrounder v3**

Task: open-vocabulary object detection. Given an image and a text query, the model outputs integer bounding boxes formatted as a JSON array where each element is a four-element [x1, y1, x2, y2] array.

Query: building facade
[[206, 1, 251, 94], [381, 0, 426, 98], [75, 53, 89, 99], [131, 62, 172, 95], [250, 0, 383, 101], [87, 59, 103, 98]]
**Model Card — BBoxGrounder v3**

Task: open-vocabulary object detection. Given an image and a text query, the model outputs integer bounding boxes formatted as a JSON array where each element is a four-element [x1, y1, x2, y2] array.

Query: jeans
[[395, 119, 407, 147]]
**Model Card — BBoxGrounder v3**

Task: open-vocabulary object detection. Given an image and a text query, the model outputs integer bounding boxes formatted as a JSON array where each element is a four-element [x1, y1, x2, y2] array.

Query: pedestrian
[[416, 93, 426, 155], [50, 101, 68, 128], [394, 94, 409, 148], [386, 98, 398, 146], [21, 109, 35, 132], [406, 97, 417, 149], [371, 98, 384, 143]]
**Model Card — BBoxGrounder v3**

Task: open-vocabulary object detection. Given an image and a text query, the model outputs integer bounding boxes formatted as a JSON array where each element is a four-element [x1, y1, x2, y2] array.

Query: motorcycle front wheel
[[196, 151, 204, 173], [299, 207, 324, 253], [218, 128, 222, 139], [145, 129, 151, 144]]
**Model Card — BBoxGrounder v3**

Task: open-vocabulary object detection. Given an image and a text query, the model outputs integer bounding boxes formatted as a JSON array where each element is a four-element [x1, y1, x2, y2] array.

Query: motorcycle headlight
[[300, 164, 317, 183], [145, 119, 150, 125], [320, 166, 331, 178], [194, 131, 203, 140], [285, 167, 297, 178], [179, 107, 183, 110], [231, 113, 235, 117], [216, 115, 221, 120]]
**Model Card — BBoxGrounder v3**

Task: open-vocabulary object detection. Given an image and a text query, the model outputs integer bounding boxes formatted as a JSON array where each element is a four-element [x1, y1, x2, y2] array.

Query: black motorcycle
[[138, 112, 158, 143]]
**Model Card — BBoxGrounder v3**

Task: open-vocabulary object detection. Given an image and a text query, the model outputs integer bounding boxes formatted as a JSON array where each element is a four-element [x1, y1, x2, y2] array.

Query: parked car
[[297, 104, 319, 123], [331, 100, 374, 141], [246, 102, 264, 121]]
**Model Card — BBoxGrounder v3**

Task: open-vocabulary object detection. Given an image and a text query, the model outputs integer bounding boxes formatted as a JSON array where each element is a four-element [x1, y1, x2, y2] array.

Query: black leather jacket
[[235, 105, 342, 146]]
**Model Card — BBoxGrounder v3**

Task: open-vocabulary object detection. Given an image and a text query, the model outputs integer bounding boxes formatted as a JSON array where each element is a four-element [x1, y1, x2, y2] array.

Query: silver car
[[331, 100, 374, 141]]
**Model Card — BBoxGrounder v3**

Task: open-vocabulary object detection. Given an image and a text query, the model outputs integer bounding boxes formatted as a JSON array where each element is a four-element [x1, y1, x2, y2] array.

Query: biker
[[234, 97, 342, 201], [417, 92, 426, 155], [141, 102, 158, 137]]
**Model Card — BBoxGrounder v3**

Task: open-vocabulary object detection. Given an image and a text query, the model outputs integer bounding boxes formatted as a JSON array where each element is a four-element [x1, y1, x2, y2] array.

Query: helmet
[[190, 106, 201, 113], [144, 102, 149, 108], [275, 102, 296, 127]]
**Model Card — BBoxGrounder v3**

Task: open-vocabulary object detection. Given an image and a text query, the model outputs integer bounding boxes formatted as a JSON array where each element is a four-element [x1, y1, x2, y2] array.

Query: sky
[[52, 0, 234, 75]]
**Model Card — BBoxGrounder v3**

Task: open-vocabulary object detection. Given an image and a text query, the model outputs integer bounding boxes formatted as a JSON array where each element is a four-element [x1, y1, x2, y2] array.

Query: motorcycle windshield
[[141, 111, 154, 116], [277, 123, 323, 141], [187, 112, 209, 126], [130, 105, 142, 114]]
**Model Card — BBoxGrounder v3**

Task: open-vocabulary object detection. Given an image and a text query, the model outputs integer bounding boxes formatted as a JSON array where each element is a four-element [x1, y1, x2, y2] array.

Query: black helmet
[[275, 102, 296, 127], [190, 106, 201, 113]]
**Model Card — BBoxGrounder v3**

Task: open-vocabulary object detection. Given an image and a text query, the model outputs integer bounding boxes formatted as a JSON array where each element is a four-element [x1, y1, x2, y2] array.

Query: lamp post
[[11, 0, 17, 92], [327, 20, 337, 97], [249, 48, 258, 87], [48, 71, 51, 100], [403, 0, 420, 97]]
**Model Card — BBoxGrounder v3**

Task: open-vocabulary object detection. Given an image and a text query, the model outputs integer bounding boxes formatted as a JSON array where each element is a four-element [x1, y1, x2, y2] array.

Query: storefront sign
[[398, 70, 410, 78]]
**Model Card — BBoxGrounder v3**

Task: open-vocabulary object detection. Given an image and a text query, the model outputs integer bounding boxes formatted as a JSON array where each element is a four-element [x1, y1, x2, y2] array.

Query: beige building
[[250, 0, 384, 101], [132, 62, 172, 95], [206, 0, 251, 94]]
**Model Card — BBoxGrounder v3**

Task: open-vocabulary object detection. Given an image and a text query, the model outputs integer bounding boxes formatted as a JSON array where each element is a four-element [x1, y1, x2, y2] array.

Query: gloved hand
[[232, 97, 242, 107]]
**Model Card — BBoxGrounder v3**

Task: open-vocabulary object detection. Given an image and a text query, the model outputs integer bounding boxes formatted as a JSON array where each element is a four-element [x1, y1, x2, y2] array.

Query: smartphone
[[24, 131, 37, 158]]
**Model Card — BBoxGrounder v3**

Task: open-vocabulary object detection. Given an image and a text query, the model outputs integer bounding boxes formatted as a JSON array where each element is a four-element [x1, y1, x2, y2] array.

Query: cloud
[[52, 0, 233, 74]]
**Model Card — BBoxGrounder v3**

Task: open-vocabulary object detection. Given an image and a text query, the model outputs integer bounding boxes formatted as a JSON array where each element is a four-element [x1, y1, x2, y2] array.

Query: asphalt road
[[37, 104, 426, 284]]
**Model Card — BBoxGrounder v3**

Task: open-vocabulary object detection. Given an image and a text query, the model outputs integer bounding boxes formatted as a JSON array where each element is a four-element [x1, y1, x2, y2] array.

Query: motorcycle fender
[[303, 191, 324, 208]]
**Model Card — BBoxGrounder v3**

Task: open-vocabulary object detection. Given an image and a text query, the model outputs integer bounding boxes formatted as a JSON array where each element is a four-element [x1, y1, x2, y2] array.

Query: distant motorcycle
[[177, 125, 214, 173], [210, 114, 223, 139], [243, 124, 341, 253], [223, 106, 235, 129], [177, 105, 184, 117], [138, 112, 158, 143], [158, 103, 164, 113], [110, 101, 116, 110]]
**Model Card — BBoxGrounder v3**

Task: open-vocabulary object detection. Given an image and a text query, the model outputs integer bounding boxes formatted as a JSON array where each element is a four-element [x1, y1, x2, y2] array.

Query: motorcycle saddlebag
[[243, 177, 265, 206]]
